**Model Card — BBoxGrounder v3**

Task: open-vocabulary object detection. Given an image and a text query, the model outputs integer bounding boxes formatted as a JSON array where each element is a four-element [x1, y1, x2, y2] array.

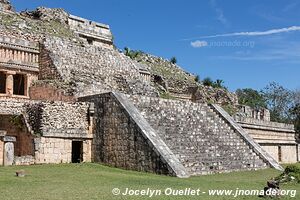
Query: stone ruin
[[0, 1, 298, 177]]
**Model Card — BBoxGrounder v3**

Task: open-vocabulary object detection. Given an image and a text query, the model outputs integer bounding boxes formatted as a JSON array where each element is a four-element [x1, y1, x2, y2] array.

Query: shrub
[[275, 165, 300, 183], [170, 57, 177, 64], [214, 79, 224, 88], [123, 47, 142, 59], [195, 75, 200, 83], [203, 77, 213, 87]]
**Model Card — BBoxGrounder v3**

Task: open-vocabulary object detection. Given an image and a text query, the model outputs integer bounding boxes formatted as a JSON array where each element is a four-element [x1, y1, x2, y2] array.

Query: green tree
[[123, 47, 141, 59], [236, 88, 267, 109], [261, 82, 293, 123], [170, 57, 177, 64], [214, 79, 225, 88], [203, 77, 213, 87], [290, 104, 300, 135], [194, 75, 200, 83]]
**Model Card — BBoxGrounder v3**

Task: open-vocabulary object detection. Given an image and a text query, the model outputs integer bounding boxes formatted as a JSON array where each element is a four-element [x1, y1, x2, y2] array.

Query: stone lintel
[[3, 136, 16, 142], [0, 62, 39, 73]]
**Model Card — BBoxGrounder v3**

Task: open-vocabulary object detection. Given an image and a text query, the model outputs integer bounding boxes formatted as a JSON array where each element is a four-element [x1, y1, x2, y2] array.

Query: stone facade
[[0, 98, 92, 166], [34, 137, 92, 164], [234, 105, 297, 164], [68, 14, 113, 48], [0, 35, 39, 98]]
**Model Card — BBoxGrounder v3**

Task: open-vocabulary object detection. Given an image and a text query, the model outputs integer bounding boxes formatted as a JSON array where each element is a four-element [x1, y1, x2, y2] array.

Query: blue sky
[[11, 0, 300, 92]]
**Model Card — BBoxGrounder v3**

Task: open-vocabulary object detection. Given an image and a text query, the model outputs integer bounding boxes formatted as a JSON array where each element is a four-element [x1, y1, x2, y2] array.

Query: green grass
[[0, 163, 299, 200]]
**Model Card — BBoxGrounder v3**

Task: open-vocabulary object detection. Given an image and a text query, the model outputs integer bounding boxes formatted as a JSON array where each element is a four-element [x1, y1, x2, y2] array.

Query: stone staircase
[[81, 92, 282, 177], [128, 95, 281, 175]]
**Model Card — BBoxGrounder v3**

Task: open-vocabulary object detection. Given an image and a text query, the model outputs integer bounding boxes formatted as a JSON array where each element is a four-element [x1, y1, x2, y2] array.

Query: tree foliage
[[194, 75, 200, 83], [236, 83, 300, 135], [236, 88, 267, 109], [261, 82, 293, 123], [203, 77, 226, 89], [203, 77, 213, 86], [123, 47, 142, 59], [170, 57, 177, 64], [290, 104, 300, 135]]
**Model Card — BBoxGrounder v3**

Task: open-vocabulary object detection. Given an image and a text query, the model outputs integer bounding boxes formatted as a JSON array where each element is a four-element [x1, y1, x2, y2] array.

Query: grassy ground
[[0, 163, 299, 200]]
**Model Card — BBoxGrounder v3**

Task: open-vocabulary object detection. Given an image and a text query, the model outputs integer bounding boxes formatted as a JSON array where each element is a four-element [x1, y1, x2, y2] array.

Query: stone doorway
[[0, 72, 6, 94], [72, 141, 83, 163], [3, 136, 16, 166], [13, 74, 26, 96]]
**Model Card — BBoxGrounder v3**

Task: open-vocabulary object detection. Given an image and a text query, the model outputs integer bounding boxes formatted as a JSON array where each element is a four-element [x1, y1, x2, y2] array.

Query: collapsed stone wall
[[133, 53, 238, 105], [0, 0, 12, 11], [41, 37, 158, 97], [134, 53, 197, 95], [20, 7, 69, 24], [0, 7, 76, 42], [128, 95, 269, 175], [191, 85, 238, 105]]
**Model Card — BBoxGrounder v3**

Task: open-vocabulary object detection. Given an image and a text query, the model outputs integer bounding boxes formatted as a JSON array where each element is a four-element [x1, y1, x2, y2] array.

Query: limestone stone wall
[[34, 137, 92, 164], [128, 95, 269, 175], [243, 128, 296, 144], [261, 145, 279, 162], [261, 145, 297, 164], [29, 84, 75, 102], [0, 97, 30, 115], [0, 97, 92, 165], [0, 98, 90, 138], [41, 37, 158, 97], [281, 145, 297, 163], [68, 14, 113, 48], [236, 118, 297, 163], [80, 93, 185, 176], [40, 101, 89, 138]]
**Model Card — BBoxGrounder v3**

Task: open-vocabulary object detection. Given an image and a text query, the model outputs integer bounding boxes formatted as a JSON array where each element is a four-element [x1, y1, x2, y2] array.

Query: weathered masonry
[[234, 105, 298, 163], [68, 14, 113, 48], [79, 92, 282, 177], [0, 98, 93, 165], [0, 0, 298, 177]]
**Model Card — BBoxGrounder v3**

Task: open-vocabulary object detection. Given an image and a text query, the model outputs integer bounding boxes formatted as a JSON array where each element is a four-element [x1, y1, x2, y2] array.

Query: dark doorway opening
[[0, 72, 6, 93], [278, 146, 282, 162], [13, 74, 25, 95], [72, 141, 83, 163]]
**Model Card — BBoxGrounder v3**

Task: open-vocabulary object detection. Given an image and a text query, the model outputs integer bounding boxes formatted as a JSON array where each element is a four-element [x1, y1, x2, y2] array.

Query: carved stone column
[[5, 71, 15, 96]]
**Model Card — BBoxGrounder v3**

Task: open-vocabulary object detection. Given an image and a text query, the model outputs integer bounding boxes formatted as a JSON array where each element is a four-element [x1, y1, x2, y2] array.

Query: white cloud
[[184, 26, 300, 41], [191, 40, 208, 48]]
